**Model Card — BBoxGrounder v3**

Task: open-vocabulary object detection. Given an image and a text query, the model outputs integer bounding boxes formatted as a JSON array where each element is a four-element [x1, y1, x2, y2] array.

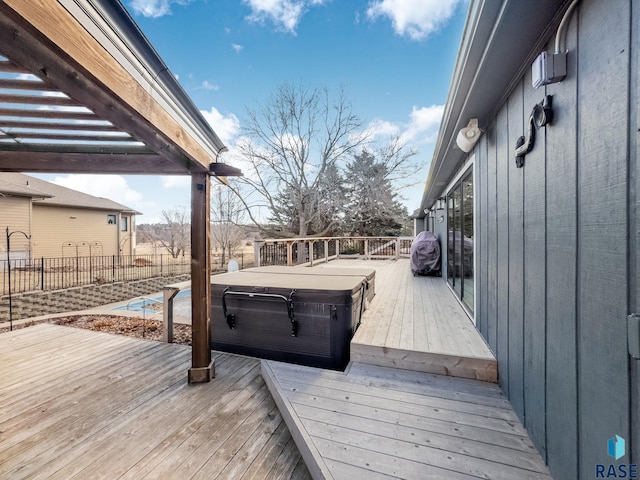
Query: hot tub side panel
[[210, 283, 364, 370]]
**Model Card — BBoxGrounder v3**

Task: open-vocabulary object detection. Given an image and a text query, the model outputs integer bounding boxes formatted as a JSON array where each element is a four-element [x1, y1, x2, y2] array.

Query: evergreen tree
[[344, 150, 405, 236]]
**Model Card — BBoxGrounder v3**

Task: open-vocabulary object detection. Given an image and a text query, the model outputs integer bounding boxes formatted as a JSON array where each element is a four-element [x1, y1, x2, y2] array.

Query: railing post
[[309, 240, 314, 267], [163, 286, 180, 343], [364, 238, 369, 260], [324, 240, 329, 263], [287, 242, 293, 266], [254, 241, 263, 267], [40, 257, 44, 290], [396, 238, 400, 260], [336, 239, 340, 259]]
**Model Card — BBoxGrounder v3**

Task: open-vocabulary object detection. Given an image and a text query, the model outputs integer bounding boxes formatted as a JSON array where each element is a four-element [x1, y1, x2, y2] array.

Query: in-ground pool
[[114, 288, 192, 318]]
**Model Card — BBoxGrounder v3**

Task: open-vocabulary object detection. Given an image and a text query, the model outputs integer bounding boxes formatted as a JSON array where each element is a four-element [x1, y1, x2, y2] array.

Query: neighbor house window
[[107, 214, 116, 224], [120, 217, 128, 232]]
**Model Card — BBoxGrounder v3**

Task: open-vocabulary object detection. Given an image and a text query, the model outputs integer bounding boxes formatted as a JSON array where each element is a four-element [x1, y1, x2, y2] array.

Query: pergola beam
[[0, 1, 216, 173]]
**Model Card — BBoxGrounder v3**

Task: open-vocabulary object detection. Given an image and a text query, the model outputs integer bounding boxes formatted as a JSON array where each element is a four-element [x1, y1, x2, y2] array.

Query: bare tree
[[210, 182, 246, 267], [374, 134, 421, 187], [234, 82, 367, 238], [153, 207, 190, 258]]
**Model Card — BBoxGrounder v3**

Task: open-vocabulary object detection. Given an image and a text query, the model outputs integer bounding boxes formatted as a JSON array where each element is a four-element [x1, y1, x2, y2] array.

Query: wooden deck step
[[317, 260, 497, 382], [262, 360, 552, 480]]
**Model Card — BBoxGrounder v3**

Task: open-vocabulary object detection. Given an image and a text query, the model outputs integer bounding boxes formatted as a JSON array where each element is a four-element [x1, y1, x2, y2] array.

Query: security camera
[[456, 118, 481, 153]]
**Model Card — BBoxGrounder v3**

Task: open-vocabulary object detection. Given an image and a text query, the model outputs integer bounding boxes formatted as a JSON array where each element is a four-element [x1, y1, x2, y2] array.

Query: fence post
[[112, 255, 115, 282], [324, 240, 329, 263], [40, 257, 44, 290], [253, 241, 262, 268], [396, 238, 400, 260], [336, 239, 340, 259], [309, 240, 314, 267], [364, 239, 369, 260]]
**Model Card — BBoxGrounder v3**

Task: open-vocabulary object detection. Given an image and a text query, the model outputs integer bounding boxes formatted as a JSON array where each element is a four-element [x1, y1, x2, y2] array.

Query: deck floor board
[[263, 360, 552, 480], [0, 324, 309, 480]]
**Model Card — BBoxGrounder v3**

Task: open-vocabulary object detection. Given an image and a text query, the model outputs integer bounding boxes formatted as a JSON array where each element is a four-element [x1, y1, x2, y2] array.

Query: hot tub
[[210, 271, 367, 370]]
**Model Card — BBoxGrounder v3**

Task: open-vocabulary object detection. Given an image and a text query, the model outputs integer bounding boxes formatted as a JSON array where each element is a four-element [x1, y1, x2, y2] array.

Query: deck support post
[[189, 172, 214, 383]]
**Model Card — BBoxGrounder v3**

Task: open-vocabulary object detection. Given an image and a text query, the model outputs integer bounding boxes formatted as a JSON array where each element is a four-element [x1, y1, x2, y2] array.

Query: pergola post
[[188, 172, 214, 383]]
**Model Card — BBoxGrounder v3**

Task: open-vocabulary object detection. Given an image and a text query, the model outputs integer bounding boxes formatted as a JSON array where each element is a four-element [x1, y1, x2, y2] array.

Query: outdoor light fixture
[[456, 118, 481, 153], [209, 162, 243, 177], [436, 197, 446, 210]]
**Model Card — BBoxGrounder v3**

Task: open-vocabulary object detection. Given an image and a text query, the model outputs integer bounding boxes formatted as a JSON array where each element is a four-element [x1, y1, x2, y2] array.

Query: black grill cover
[[410, 231, 441, 276]]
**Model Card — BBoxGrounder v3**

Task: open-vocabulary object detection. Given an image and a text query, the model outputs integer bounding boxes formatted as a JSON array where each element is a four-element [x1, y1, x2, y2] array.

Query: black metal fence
[[0, 254, 191, 296]]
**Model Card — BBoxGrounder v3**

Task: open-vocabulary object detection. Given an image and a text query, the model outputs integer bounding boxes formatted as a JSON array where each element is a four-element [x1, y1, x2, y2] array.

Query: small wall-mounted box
[[532, 51, 567, 89]]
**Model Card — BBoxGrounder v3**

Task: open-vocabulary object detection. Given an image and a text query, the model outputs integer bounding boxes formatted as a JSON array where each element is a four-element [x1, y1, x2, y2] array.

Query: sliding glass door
[[446, 170, 474, 312]]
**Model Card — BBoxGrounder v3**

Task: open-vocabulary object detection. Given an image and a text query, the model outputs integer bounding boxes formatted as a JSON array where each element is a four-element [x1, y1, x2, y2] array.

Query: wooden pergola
[[0, 0, 236, 383]]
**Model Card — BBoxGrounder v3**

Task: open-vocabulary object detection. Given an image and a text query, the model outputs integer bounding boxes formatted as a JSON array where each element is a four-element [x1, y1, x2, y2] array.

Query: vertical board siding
[[475, 0, 635, 477], [507, 82, 525, 419], [495, 107, 510, 392], [478, 135, 489, 341], [543, 12, 579, 478], [576, 0, 630, 476], [631, 0, 640, 465], [522, 68, 547, 458], [486, 125, 498, 353]]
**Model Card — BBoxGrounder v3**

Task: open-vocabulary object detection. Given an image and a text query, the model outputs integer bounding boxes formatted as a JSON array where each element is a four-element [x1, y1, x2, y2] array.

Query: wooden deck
[[263, 360, 552, 480], [317, 259, 497, 382], [0, 324, 310, 480]]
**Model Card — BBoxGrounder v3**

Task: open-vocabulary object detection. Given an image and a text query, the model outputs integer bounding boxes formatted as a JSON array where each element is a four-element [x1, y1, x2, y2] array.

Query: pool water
[[114, 289, 191, 317]]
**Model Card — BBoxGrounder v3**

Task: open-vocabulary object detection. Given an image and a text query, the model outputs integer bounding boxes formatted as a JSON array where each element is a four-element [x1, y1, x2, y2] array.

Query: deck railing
[[254, 236, 413, 267]]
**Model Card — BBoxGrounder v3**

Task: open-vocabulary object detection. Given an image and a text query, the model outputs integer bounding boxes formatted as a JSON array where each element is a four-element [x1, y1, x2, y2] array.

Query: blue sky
[[38, 0, 468, 223]]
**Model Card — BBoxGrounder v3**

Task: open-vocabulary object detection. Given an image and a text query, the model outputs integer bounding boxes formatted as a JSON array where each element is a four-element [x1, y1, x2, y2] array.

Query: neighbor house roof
[[418, 0, 568, 216], [0, 172, 139, 214]]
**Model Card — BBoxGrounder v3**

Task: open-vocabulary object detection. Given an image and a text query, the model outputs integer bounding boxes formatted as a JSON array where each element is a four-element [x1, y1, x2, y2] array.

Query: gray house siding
[[474, 0, 635, 478], [634, 0, 640, 463]]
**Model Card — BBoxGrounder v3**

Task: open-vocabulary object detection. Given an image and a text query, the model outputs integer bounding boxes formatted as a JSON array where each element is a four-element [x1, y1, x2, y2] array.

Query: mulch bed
[[0, 315, 192, 345]]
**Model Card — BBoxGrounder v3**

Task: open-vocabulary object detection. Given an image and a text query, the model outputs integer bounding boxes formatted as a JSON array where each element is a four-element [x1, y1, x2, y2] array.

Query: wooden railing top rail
[[256, 236, 414, 243]]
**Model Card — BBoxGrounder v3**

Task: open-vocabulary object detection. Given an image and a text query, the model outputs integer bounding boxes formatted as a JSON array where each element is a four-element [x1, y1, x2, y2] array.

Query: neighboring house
[[0, 173, 139, 259], [415, 1, 638, 478]]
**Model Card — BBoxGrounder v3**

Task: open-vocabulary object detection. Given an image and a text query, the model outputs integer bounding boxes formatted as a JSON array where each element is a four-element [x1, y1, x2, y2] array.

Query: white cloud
[[200, 107, 241, 145], [128, 0, 193, 18], [51, 174, 145, 206], [231, 43, 244, 53], [161, 176, 191, 189], [243, 0, 327, 34], [197, 80, 220, 91], [366, 0, 463, 41], [368, 104, 444, 144], [368, 119, 400, 138], [403, 104, 444, 142]]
